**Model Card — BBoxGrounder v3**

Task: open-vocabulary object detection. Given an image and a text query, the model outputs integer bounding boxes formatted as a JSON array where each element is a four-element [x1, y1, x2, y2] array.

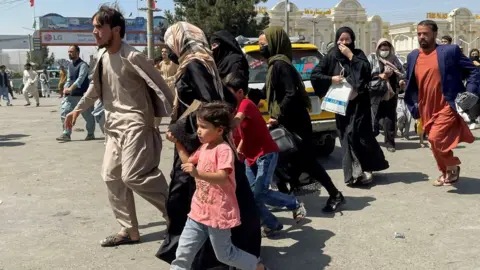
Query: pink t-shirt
[[187, 142, 241, 229]]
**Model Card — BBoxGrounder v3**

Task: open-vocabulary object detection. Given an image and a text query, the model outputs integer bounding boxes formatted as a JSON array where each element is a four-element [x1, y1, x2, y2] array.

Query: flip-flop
[[100, 233, 140, 247], [433, 175, 446, 187]]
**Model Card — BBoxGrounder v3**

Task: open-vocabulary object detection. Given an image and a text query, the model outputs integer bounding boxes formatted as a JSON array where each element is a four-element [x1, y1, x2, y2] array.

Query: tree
[[26, 46, 55, 69], [142, 46, 163, 60], [165, 0, 270, 38]]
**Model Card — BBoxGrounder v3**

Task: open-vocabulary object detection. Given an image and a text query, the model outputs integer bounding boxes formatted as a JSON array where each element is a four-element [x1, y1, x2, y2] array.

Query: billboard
[[0, 35, 31, 50], [39, 13, 168, 46]]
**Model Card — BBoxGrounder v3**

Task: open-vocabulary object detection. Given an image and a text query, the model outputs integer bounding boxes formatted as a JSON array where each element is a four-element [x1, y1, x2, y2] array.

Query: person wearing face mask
[[259, 26, 344, 212], [469, 49, 480, 67], [210, 30, 249, 82], [368, 39, 406, 152], [311, 27, 389, 187]]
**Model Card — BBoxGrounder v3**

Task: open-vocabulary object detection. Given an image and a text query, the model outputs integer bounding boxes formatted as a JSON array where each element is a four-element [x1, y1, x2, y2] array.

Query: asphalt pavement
[[1, 96, 480, 270]]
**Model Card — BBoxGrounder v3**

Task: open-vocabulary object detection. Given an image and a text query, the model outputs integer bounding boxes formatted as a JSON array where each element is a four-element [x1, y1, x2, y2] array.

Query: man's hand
[[338, 44, 353, 60], [63, 87, 72, 95], [64, 110, 81, 130], [181, 163, 199, 178], [399, 80, 406, 89], [332, 75, 344, 84]]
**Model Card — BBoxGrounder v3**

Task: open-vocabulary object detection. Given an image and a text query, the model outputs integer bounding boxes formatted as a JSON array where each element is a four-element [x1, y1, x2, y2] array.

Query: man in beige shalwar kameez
[[64, 6, 174, 247], [158, 47, 178, 93]]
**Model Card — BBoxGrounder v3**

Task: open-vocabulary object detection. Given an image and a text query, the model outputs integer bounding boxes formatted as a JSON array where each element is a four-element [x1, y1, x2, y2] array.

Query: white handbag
[[321, 66, 355, 116]]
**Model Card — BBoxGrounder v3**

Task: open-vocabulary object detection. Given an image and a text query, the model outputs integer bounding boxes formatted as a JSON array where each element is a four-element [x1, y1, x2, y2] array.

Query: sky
[[0, 0, 479, 61]]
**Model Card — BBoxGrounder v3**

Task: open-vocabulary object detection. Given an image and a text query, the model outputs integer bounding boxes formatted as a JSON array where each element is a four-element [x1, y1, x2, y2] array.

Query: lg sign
[[42, 33, 63, 42]]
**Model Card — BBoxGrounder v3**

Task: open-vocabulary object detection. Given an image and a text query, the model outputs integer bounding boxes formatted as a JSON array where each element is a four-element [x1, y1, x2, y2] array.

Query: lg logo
[[43, 33, 63, 41]]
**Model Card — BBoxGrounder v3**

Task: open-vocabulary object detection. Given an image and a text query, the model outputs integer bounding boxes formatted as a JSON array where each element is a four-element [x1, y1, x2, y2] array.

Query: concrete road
[[1, 96, 480, 270]]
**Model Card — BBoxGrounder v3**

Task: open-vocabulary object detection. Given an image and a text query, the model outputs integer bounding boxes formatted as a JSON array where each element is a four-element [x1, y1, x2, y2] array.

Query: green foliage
[[165, 0, 270, 38], [26, 47, 55, 69], [142, 46, 163, 60]]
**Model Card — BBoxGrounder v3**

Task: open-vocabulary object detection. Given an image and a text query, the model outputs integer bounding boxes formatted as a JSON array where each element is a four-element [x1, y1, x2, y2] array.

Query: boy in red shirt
[[224, 72, 306, 237]]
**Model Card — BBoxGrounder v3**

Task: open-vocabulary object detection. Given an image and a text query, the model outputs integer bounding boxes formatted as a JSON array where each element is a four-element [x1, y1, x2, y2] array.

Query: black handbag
[[456, 92, 479, 111], [269, 125, 301, 155]]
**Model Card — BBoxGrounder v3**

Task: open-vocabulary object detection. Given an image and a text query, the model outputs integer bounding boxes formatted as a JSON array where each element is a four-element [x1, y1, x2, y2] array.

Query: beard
[[97, 34, 114, 49]]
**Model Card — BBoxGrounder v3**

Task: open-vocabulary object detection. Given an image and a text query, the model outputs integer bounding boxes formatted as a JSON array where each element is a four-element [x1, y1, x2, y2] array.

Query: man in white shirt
[[22, 63, 39, 107]]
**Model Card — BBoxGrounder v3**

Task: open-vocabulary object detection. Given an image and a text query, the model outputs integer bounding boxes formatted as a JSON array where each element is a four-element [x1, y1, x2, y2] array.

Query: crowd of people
[[4, 4, 479, 269]]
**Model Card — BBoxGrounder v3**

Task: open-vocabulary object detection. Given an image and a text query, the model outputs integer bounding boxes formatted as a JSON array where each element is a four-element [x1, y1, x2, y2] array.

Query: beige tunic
[[158, 60, 178, 92], [74, 43, 174, 228], [101, 52, 156, 138]]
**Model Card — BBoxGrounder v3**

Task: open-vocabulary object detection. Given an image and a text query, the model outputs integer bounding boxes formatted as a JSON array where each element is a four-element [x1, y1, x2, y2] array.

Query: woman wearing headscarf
[[311, 27, 389, 186], [465, 49, 480, 127], [259, 26, 344, 213], [469, 49, 480, 67], [157, 22, 261, 270], [368, 38, 406, 152], [210, 30, 249, 81]]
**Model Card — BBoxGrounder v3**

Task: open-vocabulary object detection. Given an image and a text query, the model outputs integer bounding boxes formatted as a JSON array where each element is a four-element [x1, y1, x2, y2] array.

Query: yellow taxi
[[237, 36, 337, 157]]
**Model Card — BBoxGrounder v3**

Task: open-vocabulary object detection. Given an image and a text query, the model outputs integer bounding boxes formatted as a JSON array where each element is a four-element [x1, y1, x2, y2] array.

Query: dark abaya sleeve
[[183, 60, 222, 102], [346, 54, 372, 94], [271, 61, 298, 118], [311, 54, 333, 99]]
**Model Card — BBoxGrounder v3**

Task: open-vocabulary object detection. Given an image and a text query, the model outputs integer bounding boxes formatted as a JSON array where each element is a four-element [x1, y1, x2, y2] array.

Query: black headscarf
[[210, 30, 249, 79], [469, 49, 480, 62], [333, 27, 369, 65]]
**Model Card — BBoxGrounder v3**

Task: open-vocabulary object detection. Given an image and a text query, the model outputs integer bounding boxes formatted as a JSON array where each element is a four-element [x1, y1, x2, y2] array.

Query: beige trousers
[[102, 126, 169, 231], [23, 85, 39, 104]]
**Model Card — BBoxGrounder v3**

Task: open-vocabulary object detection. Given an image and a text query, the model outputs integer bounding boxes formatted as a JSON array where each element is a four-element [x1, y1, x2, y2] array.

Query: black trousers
[[278, 109, 339, 197], [373, 96, 397, 148]]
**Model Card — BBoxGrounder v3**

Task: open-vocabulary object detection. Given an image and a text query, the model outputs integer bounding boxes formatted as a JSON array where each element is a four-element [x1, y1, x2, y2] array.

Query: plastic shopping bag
[[321, 79, 353, 116]]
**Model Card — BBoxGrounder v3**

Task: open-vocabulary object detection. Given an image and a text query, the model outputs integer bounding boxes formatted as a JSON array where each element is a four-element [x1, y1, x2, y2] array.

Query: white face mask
[[379, 50, 390, 58]]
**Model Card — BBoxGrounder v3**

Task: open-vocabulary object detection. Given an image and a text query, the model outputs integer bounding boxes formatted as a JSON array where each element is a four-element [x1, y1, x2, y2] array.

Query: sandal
[[292, 202, 307, 223], [100, 233, 140, 247], [433, 174, 446, 186], [444, 166, 461, 186]]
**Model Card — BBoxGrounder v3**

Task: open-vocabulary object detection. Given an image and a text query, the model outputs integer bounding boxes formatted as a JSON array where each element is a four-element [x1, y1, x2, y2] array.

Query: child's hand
[[166, 130, 178, 143], [181, 163, 198, 177]]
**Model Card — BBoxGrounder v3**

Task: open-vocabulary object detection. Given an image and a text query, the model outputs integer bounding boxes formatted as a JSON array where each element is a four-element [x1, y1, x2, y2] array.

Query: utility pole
[[139, 0, 161, 59], [284, 0, 289, 35]]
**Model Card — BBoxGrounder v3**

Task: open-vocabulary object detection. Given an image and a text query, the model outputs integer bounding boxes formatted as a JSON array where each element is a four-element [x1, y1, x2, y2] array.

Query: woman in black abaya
[[311, 27, 389, 186], [156, 22, 260, 270], [210, 30, 249, 81]]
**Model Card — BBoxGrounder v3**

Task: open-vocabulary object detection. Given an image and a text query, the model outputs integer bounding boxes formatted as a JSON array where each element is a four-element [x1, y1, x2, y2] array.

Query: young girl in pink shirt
[[167, 102, 266, 270]]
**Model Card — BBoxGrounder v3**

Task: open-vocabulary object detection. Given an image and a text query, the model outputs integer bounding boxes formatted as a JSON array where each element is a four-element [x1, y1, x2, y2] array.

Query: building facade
[[258, 1, 480, 59], [257, 0, 389, 55], [390, 8, 480, 59]]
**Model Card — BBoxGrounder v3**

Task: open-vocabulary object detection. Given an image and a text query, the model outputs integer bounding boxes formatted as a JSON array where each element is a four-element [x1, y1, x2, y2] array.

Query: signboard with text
[[39, 13, 168, 46], [426, 13, 449, 19]]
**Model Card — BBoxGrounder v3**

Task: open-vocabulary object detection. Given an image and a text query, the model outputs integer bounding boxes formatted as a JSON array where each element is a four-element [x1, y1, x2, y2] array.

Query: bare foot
[[120, 228, 140, 241]]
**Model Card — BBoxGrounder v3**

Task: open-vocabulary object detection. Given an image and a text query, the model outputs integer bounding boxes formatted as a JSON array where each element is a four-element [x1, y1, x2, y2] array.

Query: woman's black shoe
[[322, 192, 345, 213]]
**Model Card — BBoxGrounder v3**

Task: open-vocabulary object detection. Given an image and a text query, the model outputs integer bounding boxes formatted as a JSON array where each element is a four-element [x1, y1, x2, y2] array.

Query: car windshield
[[246, 49, 322, 83]]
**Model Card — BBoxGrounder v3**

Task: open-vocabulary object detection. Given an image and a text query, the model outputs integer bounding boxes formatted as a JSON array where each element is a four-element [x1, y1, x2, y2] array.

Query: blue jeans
[[0, 86, 10, 105], [245, 152, 299, 229], [171, 218, 258, 270], [61, 95, 95, 136], [92, 101, 105, 135]]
